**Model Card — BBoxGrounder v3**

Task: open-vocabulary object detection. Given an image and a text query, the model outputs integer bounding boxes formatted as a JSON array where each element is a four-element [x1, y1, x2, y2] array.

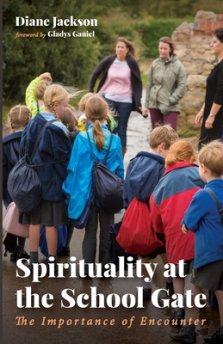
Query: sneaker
[[143, 287, 152, 301], [170, 308, 185, 327], [204, 327, 223, 344], [169, 324, 196, 343]]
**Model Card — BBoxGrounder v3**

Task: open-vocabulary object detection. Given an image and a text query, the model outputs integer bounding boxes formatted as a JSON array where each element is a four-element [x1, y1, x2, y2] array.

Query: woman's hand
[[194, 111, 203, 127], [205, 114, 215, 129], [142, 108, 149, 118], [39, 72, 52, 81]]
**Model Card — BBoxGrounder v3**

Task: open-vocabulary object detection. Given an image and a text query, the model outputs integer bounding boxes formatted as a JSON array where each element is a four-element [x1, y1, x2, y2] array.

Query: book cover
[[2, 2, 222, 344]]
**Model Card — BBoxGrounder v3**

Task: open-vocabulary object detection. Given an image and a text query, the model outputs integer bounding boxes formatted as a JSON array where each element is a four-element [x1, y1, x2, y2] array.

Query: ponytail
[[93, 120, 104, 150]]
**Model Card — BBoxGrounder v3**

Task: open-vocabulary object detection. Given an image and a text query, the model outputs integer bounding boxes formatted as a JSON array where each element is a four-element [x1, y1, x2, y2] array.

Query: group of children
[[2, 73, 223, 344]]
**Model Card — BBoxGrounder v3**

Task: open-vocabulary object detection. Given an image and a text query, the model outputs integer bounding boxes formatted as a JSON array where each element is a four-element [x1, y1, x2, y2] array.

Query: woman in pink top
[[89, 37, 143, 156]]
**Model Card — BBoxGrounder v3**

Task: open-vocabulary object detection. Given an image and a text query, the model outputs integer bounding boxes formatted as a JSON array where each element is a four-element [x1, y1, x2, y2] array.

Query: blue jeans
[[105, 98, 133, 147]]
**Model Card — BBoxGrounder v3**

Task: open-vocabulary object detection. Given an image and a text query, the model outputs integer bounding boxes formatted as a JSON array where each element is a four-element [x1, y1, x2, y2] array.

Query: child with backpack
[[63, 94, 124, 276], [177, 141, 223, 344], [150, 140, 204, 340], [19, 84, 72, 266], [77, 92, 117, 133], [57, 104, 79, 257], [3, 105, 31, 261], [122, 125, 178, 299]]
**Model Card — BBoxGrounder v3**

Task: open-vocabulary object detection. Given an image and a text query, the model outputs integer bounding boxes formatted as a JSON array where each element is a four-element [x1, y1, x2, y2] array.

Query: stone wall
[[172, 11, 223, 130]]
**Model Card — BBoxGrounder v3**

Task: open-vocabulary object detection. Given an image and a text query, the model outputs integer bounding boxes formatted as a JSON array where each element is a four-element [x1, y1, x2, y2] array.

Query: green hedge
[[135, 18, 185, 58]]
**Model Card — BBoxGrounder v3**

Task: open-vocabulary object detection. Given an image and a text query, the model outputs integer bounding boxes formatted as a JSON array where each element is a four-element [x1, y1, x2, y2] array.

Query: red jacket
[[150, 161, 204, 264]]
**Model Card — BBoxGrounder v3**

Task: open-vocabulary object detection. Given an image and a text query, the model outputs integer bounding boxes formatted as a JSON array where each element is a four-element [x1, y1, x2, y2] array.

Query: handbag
[[7, 119, 56, 213], [3, 202, 29, 238], [116, 198, 164, 257], [39, 224, 68, 257], [87, 131, 124, 213]]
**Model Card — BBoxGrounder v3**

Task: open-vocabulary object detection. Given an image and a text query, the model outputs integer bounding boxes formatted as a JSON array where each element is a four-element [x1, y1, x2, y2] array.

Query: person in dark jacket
[[89, 37, 143, 156], [3, 105, 31, 260], [195, 28, 223, 149], [20, 84, 71, 266], [123, 125, 178, 300]]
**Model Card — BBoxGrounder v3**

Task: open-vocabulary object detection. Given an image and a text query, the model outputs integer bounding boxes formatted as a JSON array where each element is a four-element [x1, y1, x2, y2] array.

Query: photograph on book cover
[[2, 1, 223, 344]]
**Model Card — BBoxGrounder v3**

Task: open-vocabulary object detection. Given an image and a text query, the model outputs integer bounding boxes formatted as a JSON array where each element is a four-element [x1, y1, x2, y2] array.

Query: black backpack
[[7, 119, 55, 213], [87, 131, 124, 213]]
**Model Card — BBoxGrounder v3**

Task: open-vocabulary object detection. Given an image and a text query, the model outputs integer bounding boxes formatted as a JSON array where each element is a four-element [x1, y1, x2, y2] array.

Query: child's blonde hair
[[198, 140, 223, 176], [8, 105, 31, 131], [78, 92, 94, 112], [149, 124, 178, 150], [35, 79, 51, 100], [85, 94, 109, 150], [59, 105, 78, 132], [43, 84, 70, 113], [165, 140, 197, 167]]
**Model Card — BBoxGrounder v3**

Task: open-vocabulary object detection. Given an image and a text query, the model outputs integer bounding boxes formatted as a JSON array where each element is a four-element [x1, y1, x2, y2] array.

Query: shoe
[[169, 324, 196, 343], [17, 250, 30, 259], [204, 327, 223, 343], [170, 308, 185, 327], [57, 246, 70, 257], [143, 287, 152, 301]]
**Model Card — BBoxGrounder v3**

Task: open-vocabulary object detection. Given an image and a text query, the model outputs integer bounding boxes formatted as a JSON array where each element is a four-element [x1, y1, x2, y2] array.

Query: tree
[[3, 0, 101, 101]]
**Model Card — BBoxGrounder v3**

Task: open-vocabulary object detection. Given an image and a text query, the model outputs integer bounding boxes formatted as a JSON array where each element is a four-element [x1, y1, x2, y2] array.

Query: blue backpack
[[124, 151, 165, 207]]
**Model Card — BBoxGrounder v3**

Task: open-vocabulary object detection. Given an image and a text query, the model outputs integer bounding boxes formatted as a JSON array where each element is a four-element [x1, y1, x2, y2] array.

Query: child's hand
[[40, 72, 52, 81], [181, 224, 188, 234]]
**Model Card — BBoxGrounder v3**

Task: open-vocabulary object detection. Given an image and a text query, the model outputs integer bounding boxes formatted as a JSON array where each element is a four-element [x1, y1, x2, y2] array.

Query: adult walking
[[144, 36, 187, 130], [195, 28, 223, 149], [89, 37, 143, 156]]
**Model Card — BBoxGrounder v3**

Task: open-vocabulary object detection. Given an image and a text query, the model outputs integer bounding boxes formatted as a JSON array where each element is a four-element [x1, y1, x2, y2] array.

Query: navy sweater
[[20, 113, 71, 201]]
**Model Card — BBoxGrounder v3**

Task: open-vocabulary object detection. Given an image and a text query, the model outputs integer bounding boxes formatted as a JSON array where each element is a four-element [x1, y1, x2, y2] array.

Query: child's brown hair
[[85, 94, 108, 150], [78, 92, 94, 112], [149, 124, 178, 150], [59, 105, 78, 132], [43, 84, 70, 114], [198, 140, 223, 176], [165, 140, 197, 167], [8, 105, 31, 131]]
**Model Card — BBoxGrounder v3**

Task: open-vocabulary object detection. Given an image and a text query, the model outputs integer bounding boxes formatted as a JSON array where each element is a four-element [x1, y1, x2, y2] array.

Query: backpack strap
[[25, 118, 57, 163], [206, 188, 223, 222], [86, 130, 113, 164]]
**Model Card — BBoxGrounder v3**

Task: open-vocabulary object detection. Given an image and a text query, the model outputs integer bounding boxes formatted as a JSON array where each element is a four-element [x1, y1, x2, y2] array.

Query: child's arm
[[25, 76, 41, 116], [181, 224, 188, 234], [181, 190, 207, 232], [25, 73, 52, 117]]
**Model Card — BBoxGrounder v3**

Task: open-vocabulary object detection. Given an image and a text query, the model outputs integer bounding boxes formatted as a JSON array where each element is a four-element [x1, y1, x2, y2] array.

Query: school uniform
[[63, 124, 124, 271], [150, 162, 204, 265], [182, 179, 223, 290], [20, 112, 71, 226]]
